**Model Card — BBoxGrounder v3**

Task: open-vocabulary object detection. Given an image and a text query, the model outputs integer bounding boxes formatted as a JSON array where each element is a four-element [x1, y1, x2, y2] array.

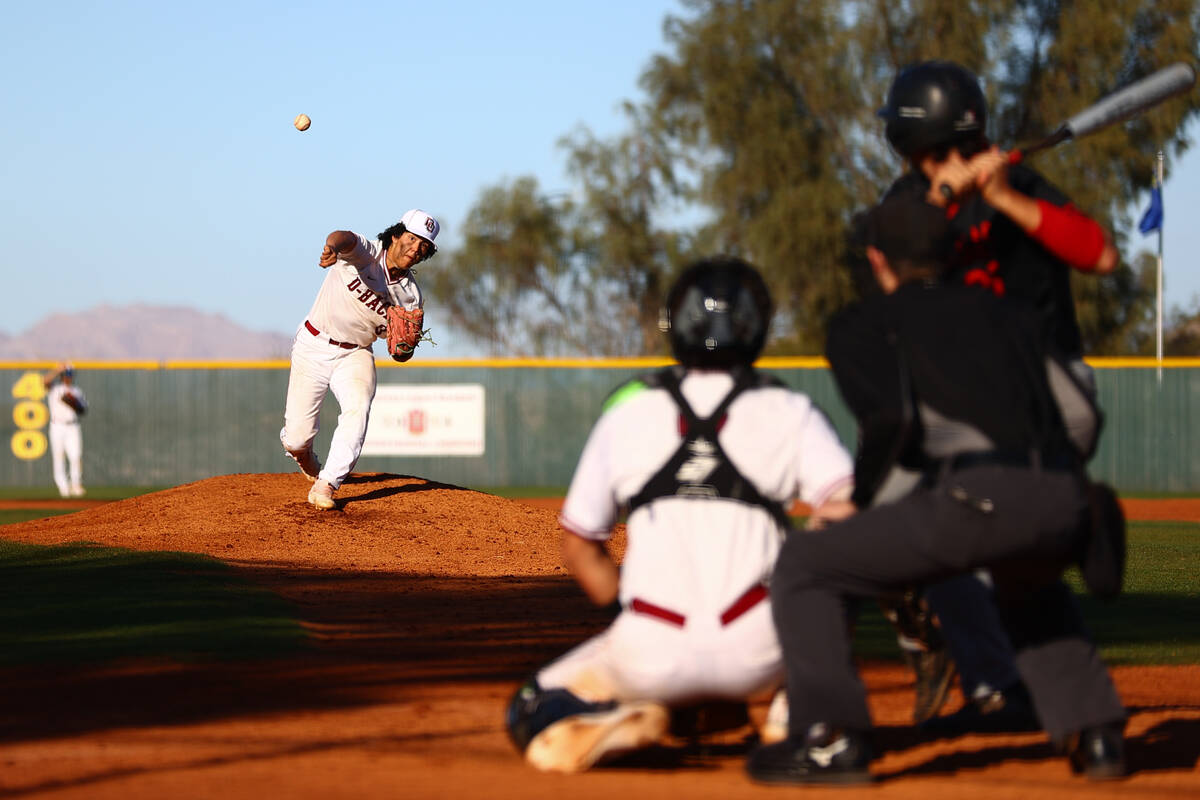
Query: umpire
[[746, 193, 1125, 784]]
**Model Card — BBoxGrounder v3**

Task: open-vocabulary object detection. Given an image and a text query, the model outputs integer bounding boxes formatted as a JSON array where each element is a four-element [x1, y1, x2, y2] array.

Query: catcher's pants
[[536, 589, 783, 706], [772, 464, 1124, 741], [48, 421, 83, 497], [280, 329, 376, 490], [924, 570, 1021, 698]]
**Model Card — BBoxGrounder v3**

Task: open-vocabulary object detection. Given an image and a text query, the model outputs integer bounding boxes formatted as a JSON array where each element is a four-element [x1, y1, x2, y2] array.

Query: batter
[[505, 258, 855, 773], [280, 209, 439, 510]]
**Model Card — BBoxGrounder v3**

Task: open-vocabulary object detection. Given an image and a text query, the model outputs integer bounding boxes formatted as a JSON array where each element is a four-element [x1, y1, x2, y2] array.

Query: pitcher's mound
[[1, 472, 586, 574]]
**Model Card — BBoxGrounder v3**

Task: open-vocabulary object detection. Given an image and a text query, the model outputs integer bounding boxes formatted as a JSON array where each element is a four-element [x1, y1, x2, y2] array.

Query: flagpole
[[1155, 151, 1164, 385]]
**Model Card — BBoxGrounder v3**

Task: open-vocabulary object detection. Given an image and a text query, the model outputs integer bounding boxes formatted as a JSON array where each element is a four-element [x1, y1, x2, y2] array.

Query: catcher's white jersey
[[561, 370, 852, 615], [542, 370, 853, 705], [301, 233, 422, 348], [47, 383, 87, 425]]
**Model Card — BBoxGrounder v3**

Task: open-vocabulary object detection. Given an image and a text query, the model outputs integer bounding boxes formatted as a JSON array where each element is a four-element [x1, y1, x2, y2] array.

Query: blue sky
[[1, 1, 1195, 356]]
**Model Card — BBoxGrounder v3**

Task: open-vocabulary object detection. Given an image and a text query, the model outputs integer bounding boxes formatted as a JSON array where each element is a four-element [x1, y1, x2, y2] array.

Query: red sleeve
[[1030, 199, 1107, 271]]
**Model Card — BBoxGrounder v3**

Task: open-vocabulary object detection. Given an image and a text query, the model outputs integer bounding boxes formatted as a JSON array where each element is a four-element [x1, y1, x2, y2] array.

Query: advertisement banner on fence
[[362, 384, 485, 456]]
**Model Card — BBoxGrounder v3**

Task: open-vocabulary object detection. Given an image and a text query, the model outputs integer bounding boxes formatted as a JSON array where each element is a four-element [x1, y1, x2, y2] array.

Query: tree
[[560, 109, 701, 356], [435, 0, 1199, 356], [427, 115, 702, 357], [1074, 251, 1157, 355], [1165, 306, 1200, 355], [642, 0, 1199, 353], [421, 177, 594, 357]]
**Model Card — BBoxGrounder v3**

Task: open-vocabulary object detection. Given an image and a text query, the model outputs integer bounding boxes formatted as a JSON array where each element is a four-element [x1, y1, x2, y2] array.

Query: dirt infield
[[0, 473, 1196, 799]]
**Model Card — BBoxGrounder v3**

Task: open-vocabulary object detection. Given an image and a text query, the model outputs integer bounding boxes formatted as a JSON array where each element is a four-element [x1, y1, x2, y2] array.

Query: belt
[[936, 449, 1077, 474], [629, 583, 769, 629], [305, 320, 359, 350]]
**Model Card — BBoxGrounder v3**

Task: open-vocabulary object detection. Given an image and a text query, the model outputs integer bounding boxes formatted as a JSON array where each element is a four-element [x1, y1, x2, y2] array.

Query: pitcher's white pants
[[536, 598, 783, 706], [279, 331, 377, 490], [49, 421, 83, 497]]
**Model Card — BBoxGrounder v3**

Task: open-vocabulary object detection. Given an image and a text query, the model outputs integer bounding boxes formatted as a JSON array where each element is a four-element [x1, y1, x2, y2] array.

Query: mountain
[[0, 305, 295, 361]]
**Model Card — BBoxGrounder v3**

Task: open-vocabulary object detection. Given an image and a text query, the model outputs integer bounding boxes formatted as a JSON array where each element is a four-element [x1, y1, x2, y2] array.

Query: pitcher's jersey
[[301, 233, 423, 347], [47, 383, 86, 424], [560, 370, 853, 620]]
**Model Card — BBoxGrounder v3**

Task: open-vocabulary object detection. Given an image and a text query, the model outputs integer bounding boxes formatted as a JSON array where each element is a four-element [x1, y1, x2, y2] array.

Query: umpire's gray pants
[[772, 464, 1124, 741]]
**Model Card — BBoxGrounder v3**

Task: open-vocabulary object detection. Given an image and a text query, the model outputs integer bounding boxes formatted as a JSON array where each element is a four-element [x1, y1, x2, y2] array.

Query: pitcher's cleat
[[287, 448, 322, 482], [307, 479, 336, 510]]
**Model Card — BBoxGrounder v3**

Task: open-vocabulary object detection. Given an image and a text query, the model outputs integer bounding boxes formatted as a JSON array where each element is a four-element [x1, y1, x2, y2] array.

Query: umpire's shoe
[[1062, 722, 1127, 780], [506, 679, 669, 773], [746, 723, 872, 785]]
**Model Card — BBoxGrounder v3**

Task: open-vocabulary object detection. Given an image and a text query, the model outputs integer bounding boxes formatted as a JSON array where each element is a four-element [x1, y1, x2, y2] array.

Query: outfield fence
[[4, 358, 1199, 493]]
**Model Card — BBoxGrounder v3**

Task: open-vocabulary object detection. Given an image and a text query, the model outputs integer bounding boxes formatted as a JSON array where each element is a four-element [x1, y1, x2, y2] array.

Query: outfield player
[[43, 363, 88, 498], [279, 209, 439, 510], [505, 257, 856, 772], [873, 60, 1118, 728]]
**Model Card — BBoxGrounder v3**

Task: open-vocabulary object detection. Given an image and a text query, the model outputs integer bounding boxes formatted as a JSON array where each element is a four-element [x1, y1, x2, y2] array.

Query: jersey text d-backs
[[301, 233, 422, 347]]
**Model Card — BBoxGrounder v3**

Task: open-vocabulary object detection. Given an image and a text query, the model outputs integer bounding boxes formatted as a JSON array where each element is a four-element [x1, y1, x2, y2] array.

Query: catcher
[[505, 258, 856, 772], [279, 208, 438, 510]]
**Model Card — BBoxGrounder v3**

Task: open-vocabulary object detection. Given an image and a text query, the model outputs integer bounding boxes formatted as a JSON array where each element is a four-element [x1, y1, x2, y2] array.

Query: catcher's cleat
[[919, 681, 1039, 736], [907, 645, 957, 724], [746, 724, 873, 785], [286, 448, 322, 482], [307, 479, 336, 510], [524, 701, 669, 773], [759, 688, 789, 745]]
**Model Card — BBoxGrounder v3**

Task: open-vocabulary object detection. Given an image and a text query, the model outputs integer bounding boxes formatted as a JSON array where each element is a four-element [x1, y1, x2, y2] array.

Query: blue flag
[[1139, 186, 1163, 234]]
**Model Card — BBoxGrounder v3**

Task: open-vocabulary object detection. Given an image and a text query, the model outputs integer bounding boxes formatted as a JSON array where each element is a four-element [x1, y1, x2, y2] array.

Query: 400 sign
[[11, 372, 48, 460]]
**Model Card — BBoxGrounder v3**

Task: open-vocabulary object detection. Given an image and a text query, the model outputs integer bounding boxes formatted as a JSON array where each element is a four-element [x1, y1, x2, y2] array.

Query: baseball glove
[[62, 392, 86, 415], [386, 305, 425, 362]]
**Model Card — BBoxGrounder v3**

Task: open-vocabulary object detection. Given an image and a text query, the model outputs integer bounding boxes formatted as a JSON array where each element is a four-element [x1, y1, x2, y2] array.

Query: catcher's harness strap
[[626, 366, 791, 530]]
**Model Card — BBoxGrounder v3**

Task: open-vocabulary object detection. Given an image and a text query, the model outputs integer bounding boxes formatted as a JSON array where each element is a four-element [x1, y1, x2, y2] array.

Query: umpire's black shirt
[[885, 167, 1084, 358], [826, 281, 1072, 508]]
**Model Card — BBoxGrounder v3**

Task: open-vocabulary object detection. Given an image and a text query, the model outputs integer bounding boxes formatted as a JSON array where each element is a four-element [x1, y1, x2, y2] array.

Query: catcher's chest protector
[[626, 369, 790, 529]]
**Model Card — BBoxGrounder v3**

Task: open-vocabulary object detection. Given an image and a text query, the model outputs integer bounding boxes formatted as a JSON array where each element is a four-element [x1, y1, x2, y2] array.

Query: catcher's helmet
[[662, 256, 772, 369], [878, 60, 987, 157]]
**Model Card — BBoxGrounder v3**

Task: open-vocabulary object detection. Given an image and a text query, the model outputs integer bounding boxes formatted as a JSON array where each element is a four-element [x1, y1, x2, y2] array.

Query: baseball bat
[[940, 62, 1197, 198]]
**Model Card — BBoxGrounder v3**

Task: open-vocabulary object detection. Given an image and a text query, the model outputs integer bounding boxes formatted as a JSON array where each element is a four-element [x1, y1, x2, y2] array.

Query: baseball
[[294, 113, 311, 132]]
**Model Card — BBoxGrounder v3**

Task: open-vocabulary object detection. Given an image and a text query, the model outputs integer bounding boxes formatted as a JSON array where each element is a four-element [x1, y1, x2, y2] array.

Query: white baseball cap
[[400, 208, 440, 244]]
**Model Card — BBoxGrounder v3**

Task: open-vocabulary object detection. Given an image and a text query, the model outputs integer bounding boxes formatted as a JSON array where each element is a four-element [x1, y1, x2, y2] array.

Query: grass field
[[0, 540, 309, 666], [849, 522, 1200, 664], [0, 492, 1195, 668], [2, 489, 1200, 671], [0, 486, 169, 501]]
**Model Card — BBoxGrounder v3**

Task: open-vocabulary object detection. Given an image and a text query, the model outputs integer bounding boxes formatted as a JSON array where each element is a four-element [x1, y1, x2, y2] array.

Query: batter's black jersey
[[826, 282, 1073, 507], [884, 166, 1084, 357]]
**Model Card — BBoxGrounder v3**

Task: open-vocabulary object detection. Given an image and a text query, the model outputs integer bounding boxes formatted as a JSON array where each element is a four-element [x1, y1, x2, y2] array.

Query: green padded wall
[[2, 363, 1196, 493]]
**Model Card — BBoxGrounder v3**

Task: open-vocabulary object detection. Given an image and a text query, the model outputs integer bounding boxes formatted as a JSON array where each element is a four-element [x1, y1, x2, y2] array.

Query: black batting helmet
[[661, 256, 772, 369], [878, 60, 987, 158]]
